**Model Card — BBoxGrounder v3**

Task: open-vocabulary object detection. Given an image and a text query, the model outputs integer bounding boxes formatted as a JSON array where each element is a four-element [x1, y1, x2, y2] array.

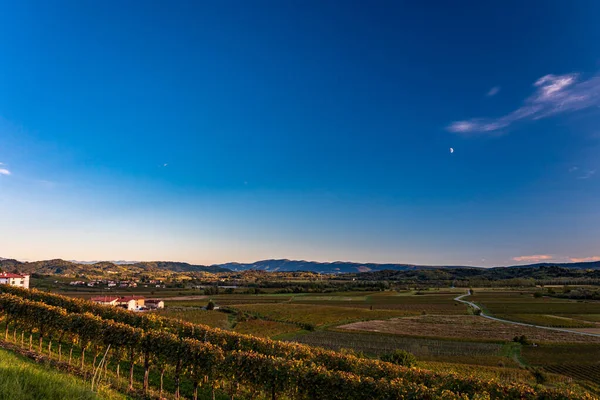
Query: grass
[[0, 347, 125, 400], [566, 314, 600, 323], [495, 314, 596, 328], [233, 303, 414, 327], [164, 291, 470, 315], [292, 291, 469, 315], [470, 291, 600, 315]]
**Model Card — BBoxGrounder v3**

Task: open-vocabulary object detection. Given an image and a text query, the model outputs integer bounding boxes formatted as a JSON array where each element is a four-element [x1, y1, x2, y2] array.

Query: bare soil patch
[[338, 315, 600, 343]]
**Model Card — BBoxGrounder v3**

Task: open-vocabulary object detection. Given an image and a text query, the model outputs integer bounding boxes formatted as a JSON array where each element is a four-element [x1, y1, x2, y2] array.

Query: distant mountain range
[[216, 259, 600, 273], [1, 257, 599, 276], [69, 260, 139, 265], [217, 259, 470, 273]]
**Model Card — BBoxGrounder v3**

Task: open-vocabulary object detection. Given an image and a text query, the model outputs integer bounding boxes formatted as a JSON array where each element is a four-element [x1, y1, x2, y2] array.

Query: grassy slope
[[0, 348, 125, 400]]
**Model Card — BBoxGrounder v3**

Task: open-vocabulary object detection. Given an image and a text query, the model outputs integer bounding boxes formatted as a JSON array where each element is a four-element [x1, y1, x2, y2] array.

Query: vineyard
[[233, 303, 413, 327], [287, 330, 505, 360], [494, 314, 595, 328], [522, 343, 600, 387], [0, 285, 596, 399], [156, 309, 230, 329]]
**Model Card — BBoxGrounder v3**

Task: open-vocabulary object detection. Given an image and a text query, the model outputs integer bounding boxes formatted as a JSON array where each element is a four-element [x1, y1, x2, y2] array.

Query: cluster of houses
[[0, 272, 30, 289], [0, 272, 165, 312], [90, 295, 164, 311], [70, 279, 165, 288]]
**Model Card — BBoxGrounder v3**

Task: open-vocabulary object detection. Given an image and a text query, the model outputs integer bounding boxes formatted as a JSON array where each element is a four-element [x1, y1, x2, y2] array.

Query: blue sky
[[1, 1, 599, 266]]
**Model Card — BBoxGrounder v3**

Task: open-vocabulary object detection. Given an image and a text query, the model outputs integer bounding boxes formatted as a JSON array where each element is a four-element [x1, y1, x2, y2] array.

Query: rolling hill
[[0, 258, 229, 276], [1, 257, 599, 276]]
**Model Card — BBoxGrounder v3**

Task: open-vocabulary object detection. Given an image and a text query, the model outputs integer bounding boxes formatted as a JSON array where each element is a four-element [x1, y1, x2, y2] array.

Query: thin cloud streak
[[0, 168, 11, 176], [578, 170, 596, 179], [487, 86, 500, 97], [512, 254, 553, 262], [570, 256, 600, 262], [448, 73, 600, 134]]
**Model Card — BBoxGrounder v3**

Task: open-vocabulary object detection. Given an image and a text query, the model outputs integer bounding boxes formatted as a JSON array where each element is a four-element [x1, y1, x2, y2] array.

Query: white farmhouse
[[0, 272, 30, 289]]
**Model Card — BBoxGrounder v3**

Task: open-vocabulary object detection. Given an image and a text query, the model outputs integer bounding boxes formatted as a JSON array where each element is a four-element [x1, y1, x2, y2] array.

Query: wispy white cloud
[[448, 73, 600, 134], [570, 256, 600, 262], [568, 166, 579, 172], [512, 254, 553, 262], [487, 86, 500, 97], [0, 168, 11, 176], [578, 169, 596, 179]]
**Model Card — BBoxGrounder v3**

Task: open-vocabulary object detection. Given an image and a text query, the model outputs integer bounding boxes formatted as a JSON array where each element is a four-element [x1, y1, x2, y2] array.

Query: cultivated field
[[286, 329, 513, 366], [17, 282, 600, 396], [233, 319, 301, 338], [338, 314, 600, 343], [233, 303, 414, 327]]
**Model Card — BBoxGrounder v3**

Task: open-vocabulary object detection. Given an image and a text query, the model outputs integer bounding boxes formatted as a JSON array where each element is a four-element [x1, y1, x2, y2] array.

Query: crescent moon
[[450, 148, 454, 153]]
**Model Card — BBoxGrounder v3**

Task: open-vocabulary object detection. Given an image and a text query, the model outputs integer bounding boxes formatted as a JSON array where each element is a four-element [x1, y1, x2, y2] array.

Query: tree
[[380, 350, 417, 367]]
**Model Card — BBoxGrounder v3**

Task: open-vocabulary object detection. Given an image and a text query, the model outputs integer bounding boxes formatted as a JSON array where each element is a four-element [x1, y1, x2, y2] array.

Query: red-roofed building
[[89, 295, 158, 311], [90, 296, 120, 306], [0, 272, 30, 289], [117, 296, 145, 311], [145, 299, 164, 309]]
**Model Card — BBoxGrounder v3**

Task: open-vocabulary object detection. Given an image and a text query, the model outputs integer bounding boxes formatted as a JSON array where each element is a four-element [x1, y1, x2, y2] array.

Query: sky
[[1, 1, 599, 267]]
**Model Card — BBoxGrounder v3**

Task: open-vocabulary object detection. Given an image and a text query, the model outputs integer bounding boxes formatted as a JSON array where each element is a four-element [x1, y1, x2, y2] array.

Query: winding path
[[454, 290, 600, 338]]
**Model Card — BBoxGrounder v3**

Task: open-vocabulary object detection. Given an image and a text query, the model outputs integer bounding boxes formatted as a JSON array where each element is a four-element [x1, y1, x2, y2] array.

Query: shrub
[[513, 335, 530, 345], [206, 301, 215, 311], [302, 323, 316, 331], [530, 368, 547, 384], [379, 350, 417, 367]]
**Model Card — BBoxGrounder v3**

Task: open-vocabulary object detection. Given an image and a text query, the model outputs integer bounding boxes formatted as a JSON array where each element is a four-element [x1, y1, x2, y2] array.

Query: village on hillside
[[0, 271, 165, 312]]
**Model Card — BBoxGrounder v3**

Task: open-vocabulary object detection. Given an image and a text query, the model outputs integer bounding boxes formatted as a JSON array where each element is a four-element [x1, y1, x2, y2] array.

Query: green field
[[292, 290, 469, 314], [494, 314, 595, 328], [470, 291, 600, 315], [0, 348, 124, 400], [233, 303, 413, 327]]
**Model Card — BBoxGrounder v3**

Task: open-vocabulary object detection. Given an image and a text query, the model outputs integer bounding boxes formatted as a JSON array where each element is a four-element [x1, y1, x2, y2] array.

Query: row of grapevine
[[0, 292, 490, 400], [0, 285, 593, 399]]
